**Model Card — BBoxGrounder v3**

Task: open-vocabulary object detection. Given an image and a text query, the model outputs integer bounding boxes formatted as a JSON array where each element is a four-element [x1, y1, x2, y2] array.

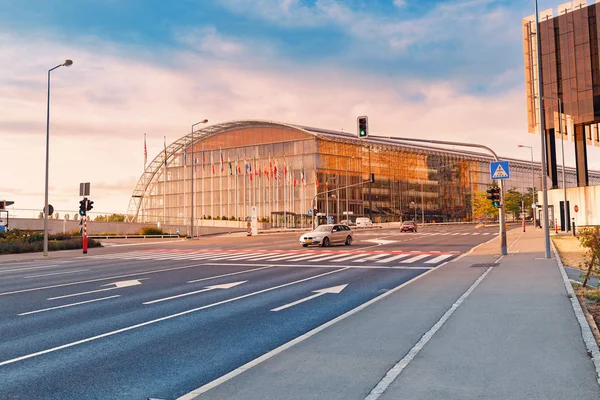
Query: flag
[[201, 150, 205, 170], [211, 152, 215, 175], [315, 170, 319, 189], [274, 163, 279, 180], [163, 136, 167, 166], [228, 155, 233, 176], [294, 173, 297, 187], [144, 133, 147, 167], [183, 147, 187, 164], [301, 161, 305, 185], [220, 147, 224, 172], [244, 152, 249, 175]]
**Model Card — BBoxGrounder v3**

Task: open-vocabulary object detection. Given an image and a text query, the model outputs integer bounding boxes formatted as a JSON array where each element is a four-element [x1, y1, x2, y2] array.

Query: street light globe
[[62, 60, 73, 67], [201, 119, 208, 123]]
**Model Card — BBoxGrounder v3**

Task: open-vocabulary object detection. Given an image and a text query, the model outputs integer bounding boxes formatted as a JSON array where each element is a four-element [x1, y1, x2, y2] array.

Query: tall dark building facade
[[523, 1, 600, 188]]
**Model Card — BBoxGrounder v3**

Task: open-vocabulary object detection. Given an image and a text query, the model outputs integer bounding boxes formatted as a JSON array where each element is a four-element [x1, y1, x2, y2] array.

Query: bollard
[[555, 219, 558, 234], [522, 219, 526, 232], [572, 218, 576, 237]]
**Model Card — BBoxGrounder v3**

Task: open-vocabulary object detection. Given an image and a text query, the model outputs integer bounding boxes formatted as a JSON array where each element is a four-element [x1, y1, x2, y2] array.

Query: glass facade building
[[127, 121, 600, 228]]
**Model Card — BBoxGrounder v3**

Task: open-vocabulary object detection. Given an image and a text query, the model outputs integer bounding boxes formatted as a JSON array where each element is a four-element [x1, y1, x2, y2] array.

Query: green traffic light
[[492, 201, 500, 207]]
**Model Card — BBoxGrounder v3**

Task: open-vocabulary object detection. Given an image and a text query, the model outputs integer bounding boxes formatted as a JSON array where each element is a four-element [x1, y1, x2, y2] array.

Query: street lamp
[[43, 59, 73, 256], [410, 201, 416, 222], [190, 119, 208, 238], [542, 95, 569, 232], [518, 144, 536, 228]]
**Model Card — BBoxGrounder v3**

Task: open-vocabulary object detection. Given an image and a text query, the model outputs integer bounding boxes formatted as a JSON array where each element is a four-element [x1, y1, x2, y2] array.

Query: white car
[[355, 217, 373, 227], [299, 224, 353, 247]]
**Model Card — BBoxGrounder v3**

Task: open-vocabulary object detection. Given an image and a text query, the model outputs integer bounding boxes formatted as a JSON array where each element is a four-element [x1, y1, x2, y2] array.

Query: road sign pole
[[83, 215, 88, 254], [499, 179, 507, 255]]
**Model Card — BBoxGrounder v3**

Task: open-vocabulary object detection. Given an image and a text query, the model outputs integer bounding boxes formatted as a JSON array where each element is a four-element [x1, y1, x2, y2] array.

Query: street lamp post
[[43, 59, 73, 257], [518, 144, 536, 228], [190, 119, 208, 238]]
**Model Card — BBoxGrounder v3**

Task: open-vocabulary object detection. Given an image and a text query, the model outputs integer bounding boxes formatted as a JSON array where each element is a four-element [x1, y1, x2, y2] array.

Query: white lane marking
[[331, 254, 370, 262], [376, 254, 412, 263], [201, 262, 432, 270], [24, 269, 89, 279], [270, 284, 348, 312], [48, 287, 118, 300], [187, 266, 275, 284], [424, 254, 453, 264], [0, 263, 209, 297], [262, 254, 311, 262], [400, 254, 429, 264], [0, 267, 349, 368], [364, 265, 494, 400], [143, 281, 247, 305], [101, 279, 144, 288], [482, 232, 491, 235], [0, 265, 61, 274], [18, 295, 121, 316], [177, 262, 450, 400]]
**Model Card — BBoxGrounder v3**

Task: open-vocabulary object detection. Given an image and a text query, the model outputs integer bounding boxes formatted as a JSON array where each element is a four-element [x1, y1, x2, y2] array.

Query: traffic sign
[[574, 205, 579, 213], [532, 202, 537, 209], [490, 161, 510, 180], [308, 209, 312, 216]]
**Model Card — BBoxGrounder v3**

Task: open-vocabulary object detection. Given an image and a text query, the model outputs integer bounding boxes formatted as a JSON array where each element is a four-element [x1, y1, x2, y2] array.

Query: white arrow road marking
[[101, 279, 143, 288], [0, 268, 349, 368], [143, 281, 247, 305], [48, 279, 147, 300], [270, 284, 348, 312]]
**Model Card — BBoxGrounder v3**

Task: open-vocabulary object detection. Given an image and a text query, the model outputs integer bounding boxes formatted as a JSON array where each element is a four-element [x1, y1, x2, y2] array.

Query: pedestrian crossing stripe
[[86, 249, 456, 266]]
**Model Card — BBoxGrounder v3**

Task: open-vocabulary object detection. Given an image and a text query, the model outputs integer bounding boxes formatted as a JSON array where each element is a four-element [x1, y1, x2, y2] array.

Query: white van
[[355, 217, 373, 227]]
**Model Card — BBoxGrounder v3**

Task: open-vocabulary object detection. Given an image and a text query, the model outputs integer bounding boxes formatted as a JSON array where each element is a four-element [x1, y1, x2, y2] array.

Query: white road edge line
[[363, 265, 494, 400], [18, 295, 121, 316], [176, 261, 451, 400], [551, 240, 600, 387], [0, 267, 349, 368]]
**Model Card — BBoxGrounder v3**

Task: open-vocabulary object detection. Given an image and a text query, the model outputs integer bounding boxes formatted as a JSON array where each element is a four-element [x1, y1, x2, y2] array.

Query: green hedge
[[0, 230, 102, 254]]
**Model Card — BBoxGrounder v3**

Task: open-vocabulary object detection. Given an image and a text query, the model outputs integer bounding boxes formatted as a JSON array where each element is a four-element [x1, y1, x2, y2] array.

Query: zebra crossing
[[88, 249, 457, 267], [356, 231, 498, 237]]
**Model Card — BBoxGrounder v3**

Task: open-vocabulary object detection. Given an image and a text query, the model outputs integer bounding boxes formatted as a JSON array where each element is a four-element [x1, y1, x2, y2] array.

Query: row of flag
[[145, 134, 312, 186]]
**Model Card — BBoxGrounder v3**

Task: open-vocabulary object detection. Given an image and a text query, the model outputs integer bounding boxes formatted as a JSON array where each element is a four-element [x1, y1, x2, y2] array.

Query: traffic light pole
[[376, 135, 508, 256], [83, 215, 88, 254]]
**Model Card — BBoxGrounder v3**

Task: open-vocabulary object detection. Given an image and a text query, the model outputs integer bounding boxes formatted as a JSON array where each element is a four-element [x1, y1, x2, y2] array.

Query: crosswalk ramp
[[88, 249, 457, 267]]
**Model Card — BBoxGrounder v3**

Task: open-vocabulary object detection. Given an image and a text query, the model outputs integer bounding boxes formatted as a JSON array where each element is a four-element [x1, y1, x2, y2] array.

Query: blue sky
[[1, 0, 598, 216]]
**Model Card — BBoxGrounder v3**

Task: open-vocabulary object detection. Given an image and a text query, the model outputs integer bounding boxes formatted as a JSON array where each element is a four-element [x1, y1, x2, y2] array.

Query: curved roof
[[125, 119, 590, 220]]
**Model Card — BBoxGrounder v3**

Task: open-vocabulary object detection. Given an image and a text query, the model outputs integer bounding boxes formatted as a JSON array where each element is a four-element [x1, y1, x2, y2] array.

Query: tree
[[38, 212, 43, 219], [579, 227, 600, 287], [472, 189, 498, 221], [504, 188, 523, 221], [64, 214, 70, 221]]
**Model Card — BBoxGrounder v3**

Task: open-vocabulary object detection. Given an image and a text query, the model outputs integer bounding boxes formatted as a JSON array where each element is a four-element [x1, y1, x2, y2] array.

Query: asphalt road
[[0, 224, 501, 399]]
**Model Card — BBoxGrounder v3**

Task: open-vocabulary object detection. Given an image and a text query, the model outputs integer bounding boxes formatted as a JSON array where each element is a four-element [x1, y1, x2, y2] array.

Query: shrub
[[222, 216, 227, 221], [138, 226, 165, 235], [229, 216, 236, 221], [578, 227, 600, 287]]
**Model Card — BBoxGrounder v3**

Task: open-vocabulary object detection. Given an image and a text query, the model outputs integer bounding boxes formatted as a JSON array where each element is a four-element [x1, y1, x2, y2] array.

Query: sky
[[2, 0, 599, 218]]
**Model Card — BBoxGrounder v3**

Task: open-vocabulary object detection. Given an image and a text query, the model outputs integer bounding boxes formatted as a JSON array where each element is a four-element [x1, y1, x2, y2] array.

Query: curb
[[551, 240, 600, 387]]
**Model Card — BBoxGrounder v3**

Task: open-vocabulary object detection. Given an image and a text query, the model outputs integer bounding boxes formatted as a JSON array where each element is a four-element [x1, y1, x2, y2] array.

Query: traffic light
[[86, 199, 94, 212], [79, 198, 87, 216], [486, 187, 501, 207], [357, 116, 368, 138]]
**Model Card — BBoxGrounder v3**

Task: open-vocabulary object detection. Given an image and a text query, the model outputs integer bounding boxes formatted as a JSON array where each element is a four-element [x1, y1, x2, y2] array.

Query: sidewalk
[[191, 228, 600, 400]]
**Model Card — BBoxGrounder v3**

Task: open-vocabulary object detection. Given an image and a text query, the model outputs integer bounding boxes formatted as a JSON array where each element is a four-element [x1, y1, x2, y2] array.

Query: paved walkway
[[191, 228, 600, 400]]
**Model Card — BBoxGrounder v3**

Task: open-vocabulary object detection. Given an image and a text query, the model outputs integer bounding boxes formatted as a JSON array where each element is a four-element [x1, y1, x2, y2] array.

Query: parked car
[[355, 217, 373, 227], [299, 224, 353, 247], [340, 219, 356, 226], [400, 220, 417, 232]]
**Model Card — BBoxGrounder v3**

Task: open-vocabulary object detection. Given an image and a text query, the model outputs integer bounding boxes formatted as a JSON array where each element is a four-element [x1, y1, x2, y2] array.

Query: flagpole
[[219, 147, 223, 220], [201, 149, 204, 228], [211, 151, 214, 221]]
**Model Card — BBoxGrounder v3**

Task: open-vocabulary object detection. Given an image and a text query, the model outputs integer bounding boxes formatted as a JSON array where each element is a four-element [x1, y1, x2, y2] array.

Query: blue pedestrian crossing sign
[[490, 161, 510, 180]]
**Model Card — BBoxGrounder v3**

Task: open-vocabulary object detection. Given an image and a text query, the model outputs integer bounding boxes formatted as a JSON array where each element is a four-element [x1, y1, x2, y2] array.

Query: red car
[[400, 220, 417, 232]]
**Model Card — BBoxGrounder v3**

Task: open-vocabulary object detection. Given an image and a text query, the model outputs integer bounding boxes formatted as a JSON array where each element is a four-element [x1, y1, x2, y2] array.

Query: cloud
[[393, 0, 407, 8], [2, 24, 598, 217]]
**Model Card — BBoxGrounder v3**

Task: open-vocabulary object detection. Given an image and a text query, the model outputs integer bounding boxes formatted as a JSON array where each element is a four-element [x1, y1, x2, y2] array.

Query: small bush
[[229, 216, 236, 221], [138, 226, 165, 235]]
